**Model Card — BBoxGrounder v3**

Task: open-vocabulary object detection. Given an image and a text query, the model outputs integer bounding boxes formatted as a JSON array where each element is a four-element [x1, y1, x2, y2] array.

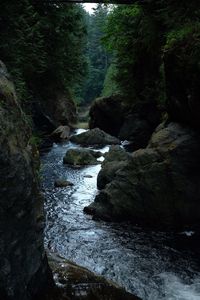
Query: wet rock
[[84, 175, 93, 178], [85, 122, 200, 229], [70, 128, 120, 146], [51, 125, 70, 141], [89, 95, 125, 136], [63, 148, 102, 166], [0, 61, 53, 299], [48, 252, 141, 300], [54, 179, 74, 188], [97, 146, 132, 189]]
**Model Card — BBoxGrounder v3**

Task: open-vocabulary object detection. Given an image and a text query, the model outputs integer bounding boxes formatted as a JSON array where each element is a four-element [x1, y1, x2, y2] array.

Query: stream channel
[[41, 129, 200, 300]]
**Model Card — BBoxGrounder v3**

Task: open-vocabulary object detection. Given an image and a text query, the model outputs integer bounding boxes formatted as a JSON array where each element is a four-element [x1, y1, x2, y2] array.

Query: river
[[41, 129, 200, 300]]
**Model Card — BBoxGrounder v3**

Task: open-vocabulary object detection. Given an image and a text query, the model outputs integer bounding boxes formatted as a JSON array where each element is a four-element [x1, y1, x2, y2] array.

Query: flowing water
[[42, 130, 200, 300]]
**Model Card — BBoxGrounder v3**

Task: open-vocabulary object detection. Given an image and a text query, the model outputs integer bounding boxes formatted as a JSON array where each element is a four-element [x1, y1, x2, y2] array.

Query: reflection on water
[[41, 138, 200, 300]]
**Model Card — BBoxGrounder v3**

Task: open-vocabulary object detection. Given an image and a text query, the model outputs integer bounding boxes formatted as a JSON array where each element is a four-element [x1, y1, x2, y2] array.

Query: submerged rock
[[63, 148, 102, 166], [48, 252, 141, 300], [85, 122, 200, 229], [54, 179, 74, 188], [70, 128, 120, 146]]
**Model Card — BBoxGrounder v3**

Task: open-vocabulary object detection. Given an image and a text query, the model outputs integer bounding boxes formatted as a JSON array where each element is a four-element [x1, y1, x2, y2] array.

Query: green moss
[[28, 134, 41, 147], [165, 23, 200, 51]]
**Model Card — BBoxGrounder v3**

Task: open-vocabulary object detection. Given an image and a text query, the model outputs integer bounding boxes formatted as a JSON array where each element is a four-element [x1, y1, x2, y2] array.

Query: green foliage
[[0, 1, 87, 109], [165, 23, 200, 51], [79, 4, 110, 104], [101, 63, 119, 97], [103, 4, 162, 105], [101, 1, 200, 108], [28, 134, 41, 147]]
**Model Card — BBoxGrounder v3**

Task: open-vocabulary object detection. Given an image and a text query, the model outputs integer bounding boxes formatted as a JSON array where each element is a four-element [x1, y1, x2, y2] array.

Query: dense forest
[[1, 1, 199, 114]]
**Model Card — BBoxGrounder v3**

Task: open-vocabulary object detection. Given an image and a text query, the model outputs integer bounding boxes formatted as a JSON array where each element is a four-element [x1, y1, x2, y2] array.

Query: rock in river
[[97, 145, 132, 190], [85, 122, 200, 229], [48, 252, 141, 300], [63, 148, 102, 166], [70, 128, 120, 146], [54, 179, 74, 188]]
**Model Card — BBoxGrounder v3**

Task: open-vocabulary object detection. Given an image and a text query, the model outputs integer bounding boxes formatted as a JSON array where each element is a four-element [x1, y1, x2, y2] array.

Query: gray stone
[[63, 148, 102, 166], [54, 179, 74, 187], [70, 128, 120, 146], [97, 146, 132, 189], [85, 122, 200, 229]]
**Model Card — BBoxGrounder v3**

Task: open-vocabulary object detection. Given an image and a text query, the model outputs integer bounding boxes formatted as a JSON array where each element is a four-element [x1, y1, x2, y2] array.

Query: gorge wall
[[0, 61, 53, 300], [85, 20, 200, 229]]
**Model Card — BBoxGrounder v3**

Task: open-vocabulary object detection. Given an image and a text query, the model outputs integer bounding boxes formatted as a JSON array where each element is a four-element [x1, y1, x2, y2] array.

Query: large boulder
[[70, 128, 120, 146], [119, 101, 161, 150], [48, 252, 141, 300], [89, 95, 125, 136], [164, 26, 200, 129], [97, 146, 132, 190], [89, 95, 161, 150], [63, 148, 102, 166], [84, 122, 200, 229], [0, 61, 53, 299]]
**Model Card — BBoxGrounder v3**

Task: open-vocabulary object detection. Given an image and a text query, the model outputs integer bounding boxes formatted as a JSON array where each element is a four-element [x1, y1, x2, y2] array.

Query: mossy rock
[[63, 148, 102, 166]]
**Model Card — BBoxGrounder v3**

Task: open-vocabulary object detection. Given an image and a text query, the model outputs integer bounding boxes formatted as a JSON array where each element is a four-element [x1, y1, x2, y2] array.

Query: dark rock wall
[[89, 95, 125, 137], [0, 61, 53, 300], [89, 95, 161, 150]]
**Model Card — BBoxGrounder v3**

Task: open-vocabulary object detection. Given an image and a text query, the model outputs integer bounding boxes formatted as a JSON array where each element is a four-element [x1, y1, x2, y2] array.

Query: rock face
[[32, 89, 77, 135], [63, 148, 102, 166], [53, 92, 77, 126], [0, 61, 53, 300], [70, 128, 120, 146], [89, 95, 125, 136], [119, 101, 161, 150], [85, 122, 200, 228], [89, 95, 161, 150]]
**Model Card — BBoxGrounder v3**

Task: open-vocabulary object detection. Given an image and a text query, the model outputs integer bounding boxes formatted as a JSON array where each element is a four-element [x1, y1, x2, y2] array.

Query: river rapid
[[41, 129, 200, 300]]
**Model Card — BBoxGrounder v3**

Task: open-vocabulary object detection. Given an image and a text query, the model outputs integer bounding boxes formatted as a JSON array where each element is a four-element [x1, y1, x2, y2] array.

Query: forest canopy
[[0, 0, 199, 110]]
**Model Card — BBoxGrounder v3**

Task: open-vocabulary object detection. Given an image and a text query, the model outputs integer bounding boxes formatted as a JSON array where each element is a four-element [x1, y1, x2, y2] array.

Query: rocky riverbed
[[41, 129, 200, 300]]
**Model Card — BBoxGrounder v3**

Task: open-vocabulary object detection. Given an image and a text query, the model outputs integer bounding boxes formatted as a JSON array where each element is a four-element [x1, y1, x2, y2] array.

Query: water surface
[[42, 133, 200, 300]]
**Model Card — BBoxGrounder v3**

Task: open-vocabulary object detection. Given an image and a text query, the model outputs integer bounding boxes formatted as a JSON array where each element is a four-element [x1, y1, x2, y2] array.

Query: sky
[[83, 3, 97, 14]]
